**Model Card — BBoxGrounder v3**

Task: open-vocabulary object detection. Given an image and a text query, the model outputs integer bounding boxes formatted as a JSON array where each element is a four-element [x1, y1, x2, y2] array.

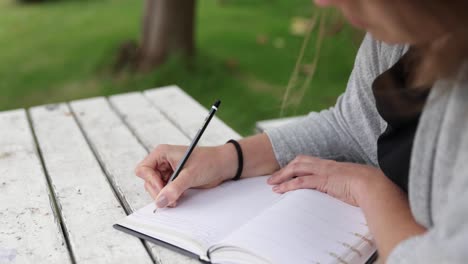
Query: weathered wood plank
[[109, 92, 190, 150], [107, 93, 200, 264], [0, 109, 71, 264], [70, 97, 150, 212], [29, 104, 153, 264], [255, 116, 305, 133], [144, 85, 241, 146]]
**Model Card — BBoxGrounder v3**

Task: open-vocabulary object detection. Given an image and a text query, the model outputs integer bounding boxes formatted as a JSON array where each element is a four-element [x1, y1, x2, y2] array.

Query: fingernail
[[267, 177, 273, 184], [156, 195, 168, 208], [272, 186, 279, 192]]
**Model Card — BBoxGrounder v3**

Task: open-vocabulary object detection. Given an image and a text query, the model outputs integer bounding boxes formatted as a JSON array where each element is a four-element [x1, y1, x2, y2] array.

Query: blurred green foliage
[[0, 0, 360, 135]]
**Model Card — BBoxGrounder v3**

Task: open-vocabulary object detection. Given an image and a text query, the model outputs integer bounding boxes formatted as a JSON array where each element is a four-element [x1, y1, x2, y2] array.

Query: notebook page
[[116, 176, 281, 255], [213, 189, 375, 264]]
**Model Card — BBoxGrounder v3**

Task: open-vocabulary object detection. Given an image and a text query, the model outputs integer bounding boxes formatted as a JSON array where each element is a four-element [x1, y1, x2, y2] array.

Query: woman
[[135, 1, 468, 263]]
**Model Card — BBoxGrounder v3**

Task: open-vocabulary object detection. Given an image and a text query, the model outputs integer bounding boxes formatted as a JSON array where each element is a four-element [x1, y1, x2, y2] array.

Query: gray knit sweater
[[266, 34, 468, 263]]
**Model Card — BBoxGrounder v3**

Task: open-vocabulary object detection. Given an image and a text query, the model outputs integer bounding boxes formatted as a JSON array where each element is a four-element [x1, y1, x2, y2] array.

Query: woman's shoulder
[[359, 33, 409, 73]]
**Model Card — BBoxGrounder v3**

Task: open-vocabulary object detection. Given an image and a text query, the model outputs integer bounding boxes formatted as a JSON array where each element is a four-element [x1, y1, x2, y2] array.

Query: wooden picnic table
[[0, 86, 241, 264]]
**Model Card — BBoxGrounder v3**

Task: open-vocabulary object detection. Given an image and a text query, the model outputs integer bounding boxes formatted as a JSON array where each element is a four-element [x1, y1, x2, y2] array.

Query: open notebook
[[114, 176, 376, 264]]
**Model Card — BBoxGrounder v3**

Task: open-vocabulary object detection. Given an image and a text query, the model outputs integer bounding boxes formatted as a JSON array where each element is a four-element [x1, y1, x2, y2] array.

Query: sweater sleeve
[[387, 151, 468, 263], [265, 34, 406, 167], [386, 67, 468, 264]]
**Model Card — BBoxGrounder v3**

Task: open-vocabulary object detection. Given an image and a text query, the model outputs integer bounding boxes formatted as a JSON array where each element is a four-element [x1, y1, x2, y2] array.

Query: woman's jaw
[[313, 0, 448, 45]]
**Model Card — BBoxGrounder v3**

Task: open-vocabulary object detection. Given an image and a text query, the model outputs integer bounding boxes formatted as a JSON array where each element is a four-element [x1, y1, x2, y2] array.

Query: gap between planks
[[28, 103, 154, 264], [25, 110, 78, 264], [143, 85, 241, 146], [69, 99, 158, 264], [0, 109, 71, 263], [71, 95, 197, 264]]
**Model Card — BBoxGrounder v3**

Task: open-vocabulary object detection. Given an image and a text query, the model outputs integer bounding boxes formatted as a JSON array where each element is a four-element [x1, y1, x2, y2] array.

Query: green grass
[[0, 0, 360, 136]]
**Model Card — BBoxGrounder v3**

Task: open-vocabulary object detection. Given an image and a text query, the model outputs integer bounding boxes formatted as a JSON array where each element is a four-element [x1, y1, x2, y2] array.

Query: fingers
[[269, 156, 334, 194], [167, 192, 185, 208], [144, 181, 159, 200], [155, 170, 192, 208], [272, 175, 328, 194], [137, 144, 218, 208], [145, 180, 178, 207], [135, 144, 175, 193], [268, 155, 319, 185], [135, 165, 165, 192], [139, 144, 169, 169]]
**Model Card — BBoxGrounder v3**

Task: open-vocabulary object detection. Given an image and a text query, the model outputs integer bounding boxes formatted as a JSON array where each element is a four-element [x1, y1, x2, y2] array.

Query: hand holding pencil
[[134, 100, 237, 209]]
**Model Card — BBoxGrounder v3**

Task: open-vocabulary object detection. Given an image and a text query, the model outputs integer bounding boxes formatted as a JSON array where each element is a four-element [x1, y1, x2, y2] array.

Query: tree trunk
[[138, 0, 196, 71]]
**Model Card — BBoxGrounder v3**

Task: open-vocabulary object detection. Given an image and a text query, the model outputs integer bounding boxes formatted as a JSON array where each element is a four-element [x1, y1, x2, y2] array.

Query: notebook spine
[[352, 232, 374, 246], [341, 242, 362, 258], [328, 251, 349, 264], [199, 254, 211, 263], [324, 232, 375, 264]]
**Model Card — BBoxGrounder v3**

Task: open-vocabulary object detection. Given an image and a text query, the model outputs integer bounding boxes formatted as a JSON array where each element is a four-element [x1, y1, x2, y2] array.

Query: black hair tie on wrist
[[226, 139, 243, 181]]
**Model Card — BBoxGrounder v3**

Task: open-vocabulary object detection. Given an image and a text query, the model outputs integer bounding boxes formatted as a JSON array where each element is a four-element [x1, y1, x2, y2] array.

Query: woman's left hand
[[267, 155, 386, 206]]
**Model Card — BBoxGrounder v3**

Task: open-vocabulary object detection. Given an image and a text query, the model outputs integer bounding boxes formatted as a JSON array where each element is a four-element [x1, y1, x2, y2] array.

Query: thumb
[[155, 171, 191, 208]]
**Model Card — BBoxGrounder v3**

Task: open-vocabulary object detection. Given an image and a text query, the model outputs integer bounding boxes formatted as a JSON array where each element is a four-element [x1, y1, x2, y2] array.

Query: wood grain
[[109, 92, 190, 150], [107, 93, 201, 264], [144, 85, 241, 146], [29, 104, 153, 264], [255, 116, 305, 133], [0, 109, 71, 264]]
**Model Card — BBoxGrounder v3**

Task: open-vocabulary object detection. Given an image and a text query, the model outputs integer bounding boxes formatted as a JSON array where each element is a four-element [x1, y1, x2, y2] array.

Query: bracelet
[[226, 139, 243, 181]]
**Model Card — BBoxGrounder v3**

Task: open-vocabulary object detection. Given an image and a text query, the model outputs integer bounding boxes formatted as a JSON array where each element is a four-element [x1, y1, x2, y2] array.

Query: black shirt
[[372, 48, 430, 193]]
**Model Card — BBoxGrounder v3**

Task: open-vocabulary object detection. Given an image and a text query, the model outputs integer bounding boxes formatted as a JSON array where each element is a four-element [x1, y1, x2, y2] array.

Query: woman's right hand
[[134, 144, 237, 209]]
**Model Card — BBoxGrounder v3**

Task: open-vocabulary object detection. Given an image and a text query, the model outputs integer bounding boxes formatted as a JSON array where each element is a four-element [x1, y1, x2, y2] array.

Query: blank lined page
[[217, 189, 375, 264], [117, 176, 281, 254]]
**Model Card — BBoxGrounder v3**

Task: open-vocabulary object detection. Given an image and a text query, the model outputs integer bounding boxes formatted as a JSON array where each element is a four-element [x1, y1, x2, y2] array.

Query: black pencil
[[154, 99, 221, 213]]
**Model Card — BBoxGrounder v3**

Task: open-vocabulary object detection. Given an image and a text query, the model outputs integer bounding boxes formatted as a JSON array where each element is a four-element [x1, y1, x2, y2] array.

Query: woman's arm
[[219, 133, 280, 180], [355, 173, 426, 262], [265, 34, 407, 168]]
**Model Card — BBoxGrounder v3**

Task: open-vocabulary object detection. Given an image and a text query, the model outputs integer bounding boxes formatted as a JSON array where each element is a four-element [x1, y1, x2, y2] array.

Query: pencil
[[154, 99, 221, 213]]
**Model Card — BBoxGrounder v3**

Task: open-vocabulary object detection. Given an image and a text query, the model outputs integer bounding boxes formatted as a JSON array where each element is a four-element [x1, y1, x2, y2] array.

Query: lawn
[[0, 0, 360, 136]]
